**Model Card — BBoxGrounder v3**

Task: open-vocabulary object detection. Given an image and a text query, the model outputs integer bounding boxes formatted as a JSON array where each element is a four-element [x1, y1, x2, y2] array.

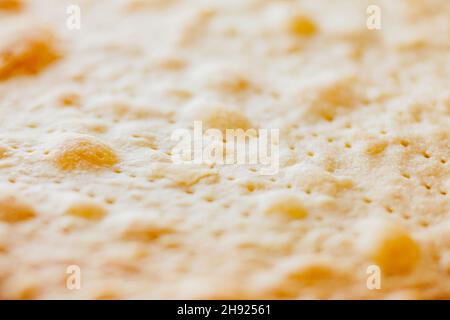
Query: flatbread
[[0, 0, 449, 299]]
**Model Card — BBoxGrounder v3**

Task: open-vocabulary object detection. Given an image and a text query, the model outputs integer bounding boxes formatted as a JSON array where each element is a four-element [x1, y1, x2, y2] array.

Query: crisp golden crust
[[0, 0, 449, 299]]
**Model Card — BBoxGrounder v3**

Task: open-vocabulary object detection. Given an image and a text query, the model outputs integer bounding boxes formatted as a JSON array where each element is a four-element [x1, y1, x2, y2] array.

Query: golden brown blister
[[0, 28, 60, 81], [53, 136, 119, 171], [0, 0, 22, 12], [0, 196, 36, 223]]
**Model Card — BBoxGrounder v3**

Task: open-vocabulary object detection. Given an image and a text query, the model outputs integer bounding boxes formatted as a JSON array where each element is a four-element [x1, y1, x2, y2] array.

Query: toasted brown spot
[[126, 0, 175, 11], [288, 15, 317, 37], [158, 58, 187, 71], [266, 195, 308, 220], [213, 75, 251, 94], [365, 221, 421, 276], [0, 146, 8, 159], [366, 140, 388, 155], [122, 224, 172, 242], [201, 106, 252, 134], [59, 92, 81, 107], [66, 203, 107, 220]]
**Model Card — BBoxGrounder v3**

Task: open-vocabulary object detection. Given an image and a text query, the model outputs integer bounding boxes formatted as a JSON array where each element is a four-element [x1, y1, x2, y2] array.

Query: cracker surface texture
[[0, 0, 449, 299]]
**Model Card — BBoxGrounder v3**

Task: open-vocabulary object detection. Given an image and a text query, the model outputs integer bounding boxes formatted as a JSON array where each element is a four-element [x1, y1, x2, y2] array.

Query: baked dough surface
[[0, 0, 449, 299]]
